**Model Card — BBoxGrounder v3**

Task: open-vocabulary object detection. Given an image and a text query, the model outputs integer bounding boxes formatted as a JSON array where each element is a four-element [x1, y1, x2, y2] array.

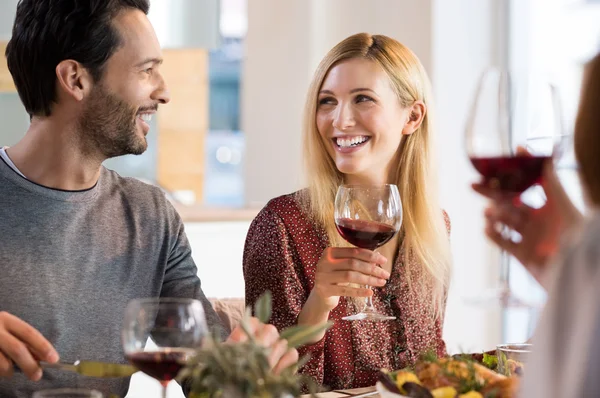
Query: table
[[301, 386, 379, 397]]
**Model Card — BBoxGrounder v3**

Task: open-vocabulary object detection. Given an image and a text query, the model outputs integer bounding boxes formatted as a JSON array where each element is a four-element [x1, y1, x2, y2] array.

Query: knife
[[17, 360, 137, 378]]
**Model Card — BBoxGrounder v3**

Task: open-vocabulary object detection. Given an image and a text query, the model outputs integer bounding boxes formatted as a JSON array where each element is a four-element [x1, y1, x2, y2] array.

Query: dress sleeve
[[243, 206, 326, 385]]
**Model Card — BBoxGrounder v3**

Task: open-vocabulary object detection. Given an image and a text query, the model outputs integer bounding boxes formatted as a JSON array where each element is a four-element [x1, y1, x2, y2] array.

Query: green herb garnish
[[482, 352, 498, 370]]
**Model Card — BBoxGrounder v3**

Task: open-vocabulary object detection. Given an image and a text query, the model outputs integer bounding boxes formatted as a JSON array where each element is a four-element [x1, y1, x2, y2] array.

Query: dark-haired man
[[0, 1, 296, 397]]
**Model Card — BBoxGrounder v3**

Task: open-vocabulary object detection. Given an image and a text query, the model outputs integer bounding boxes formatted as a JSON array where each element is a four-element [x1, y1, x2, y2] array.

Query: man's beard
[[78, 85, 149, 159]]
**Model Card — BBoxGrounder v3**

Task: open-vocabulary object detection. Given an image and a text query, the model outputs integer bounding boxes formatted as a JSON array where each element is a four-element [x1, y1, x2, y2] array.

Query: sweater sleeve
[[160, 201, 227, 340]]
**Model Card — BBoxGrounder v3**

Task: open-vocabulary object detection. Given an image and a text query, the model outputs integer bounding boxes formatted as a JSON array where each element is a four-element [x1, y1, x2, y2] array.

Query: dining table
[[301, 386, 380, 397]]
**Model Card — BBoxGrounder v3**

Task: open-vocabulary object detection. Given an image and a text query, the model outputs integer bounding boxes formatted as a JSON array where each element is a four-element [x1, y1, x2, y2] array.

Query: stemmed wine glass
[[122, 298, 207, 398], [334, 184, 403, 321], [465, 67, 565, 308]]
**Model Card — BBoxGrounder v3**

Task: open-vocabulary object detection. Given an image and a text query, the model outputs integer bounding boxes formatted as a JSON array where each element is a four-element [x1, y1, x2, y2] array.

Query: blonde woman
[[243, 33, 452, 390]]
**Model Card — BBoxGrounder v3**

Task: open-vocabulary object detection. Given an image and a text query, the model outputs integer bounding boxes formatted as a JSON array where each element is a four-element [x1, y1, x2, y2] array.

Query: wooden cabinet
[[0, 41, 16, 93], [157, 49, 208, 201]]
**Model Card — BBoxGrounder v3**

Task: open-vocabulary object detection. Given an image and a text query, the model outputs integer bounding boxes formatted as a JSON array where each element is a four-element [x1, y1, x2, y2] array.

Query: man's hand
[[227, 317, 299, 374], [0, 312, 59, 381]]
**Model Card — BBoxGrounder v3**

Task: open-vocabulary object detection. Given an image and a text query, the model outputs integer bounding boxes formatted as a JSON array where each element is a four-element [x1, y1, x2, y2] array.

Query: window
[[204, 0, 247, 207], [504, 0, 600, 343]]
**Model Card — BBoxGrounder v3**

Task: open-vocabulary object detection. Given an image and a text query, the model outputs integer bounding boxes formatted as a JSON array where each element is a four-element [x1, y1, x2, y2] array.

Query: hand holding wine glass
[[466, 67, 565, 307], [473, 151, 582, 291], [121, 298, 207, 398], [310, 247, 390, 311], [334, 184, 402, 321]]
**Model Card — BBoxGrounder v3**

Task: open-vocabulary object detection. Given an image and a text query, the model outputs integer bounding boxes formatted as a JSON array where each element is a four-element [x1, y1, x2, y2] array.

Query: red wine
[[470, 155, 550, 193], [127, 349, 192, 383], [335, 218, 397, 250]]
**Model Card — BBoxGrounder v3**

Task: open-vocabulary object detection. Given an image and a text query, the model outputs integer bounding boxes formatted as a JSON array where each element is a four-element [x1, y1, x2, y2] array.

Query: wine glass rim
[[496, 343, 532, 353], [339, 183, 398, 189], [127, 297, 204, 306]]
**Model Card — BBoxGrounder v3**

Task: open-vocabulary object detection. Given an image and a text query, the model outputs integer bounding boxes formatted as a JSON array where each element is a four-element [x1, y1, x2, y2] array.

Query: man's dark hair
[[5, 0, 150, 117]]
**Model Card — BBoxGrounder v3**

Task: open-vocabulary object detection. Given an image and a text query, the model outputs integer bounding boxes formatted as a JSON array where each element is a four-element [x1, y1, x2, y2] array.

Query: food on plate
[[379, 354, 520, 398], [456, 392, 483, 398], [395, 371, 423, 393], [430, 386, 457, 398], [455, 351, 525, 377], [481, 353, 498, 372]]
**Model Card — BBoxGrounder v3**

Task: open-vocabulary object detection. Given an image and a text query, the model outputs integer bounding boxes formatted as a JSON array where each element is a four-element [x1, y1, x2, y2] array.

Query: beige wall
[[432, 0, 506, 352], [241, 0, 313, 206], [243, 0, 435, 206]]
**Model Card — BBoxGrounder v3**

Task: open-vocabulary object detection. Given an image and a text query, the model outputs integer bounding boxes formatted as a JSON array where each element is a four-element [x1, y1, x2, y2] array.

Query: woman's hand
[[296, 247, 390, 344], [311, 247, 390, 311]]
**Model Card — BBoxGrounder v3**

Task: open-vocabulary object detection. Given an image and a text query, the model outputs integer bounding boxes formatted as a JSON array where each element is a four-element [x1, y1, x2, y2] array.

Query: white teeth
[[336, 136, 368, 148], [139, 114, 152, 122]]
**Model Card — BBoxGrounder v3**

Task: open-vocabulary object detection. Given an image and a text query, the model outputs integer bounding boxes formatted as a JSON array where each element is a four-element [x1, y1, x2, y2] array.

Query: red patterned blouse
[[243, 192, 449, 391]]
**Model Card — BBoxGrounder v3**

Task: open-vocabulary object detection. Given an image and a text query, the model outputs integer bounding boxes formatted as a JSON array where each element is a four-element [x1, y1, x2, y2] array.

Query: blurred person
[[0, 1, 296, 397], [473, 52, 600, 397], [243, 33, 452, 390]]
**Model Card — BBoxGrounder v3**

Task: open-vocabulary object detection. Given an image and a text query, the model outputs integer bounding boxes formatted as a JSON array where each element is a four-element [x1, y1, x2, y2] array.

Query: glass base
[[342, 309, 396, 321]]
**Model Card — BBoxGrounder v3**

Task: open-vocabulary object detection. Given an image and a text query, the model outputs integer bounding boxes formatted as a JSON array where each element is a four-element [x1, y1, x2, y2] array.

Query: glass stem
[[364, 249, 378, 312], [500, 227, 511, 293], [162, 383, 168, 398], [364, 288, 376, 312], [501, 249, 511, 291]]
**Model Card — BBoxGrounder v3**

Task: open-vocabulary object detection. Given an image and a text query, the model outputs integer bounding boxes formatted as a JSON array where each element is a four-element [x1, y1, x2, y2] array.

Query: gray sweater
[[0, 157, 225, 398]]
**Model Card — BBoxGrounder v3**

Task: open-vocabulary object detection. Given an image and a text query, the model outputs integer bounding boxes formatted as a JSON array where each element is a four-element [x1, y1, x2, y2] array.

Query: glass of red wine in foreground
[[335, 184, 402, 321], [465, 68, 564, 308], [122, 298, 207, 398]]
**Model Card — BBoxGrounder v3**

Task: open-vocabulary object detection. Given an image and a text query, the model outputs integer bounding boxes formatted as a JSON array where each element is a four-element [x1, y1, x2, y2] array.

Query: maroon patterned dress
[[243, 192, 449, 391]]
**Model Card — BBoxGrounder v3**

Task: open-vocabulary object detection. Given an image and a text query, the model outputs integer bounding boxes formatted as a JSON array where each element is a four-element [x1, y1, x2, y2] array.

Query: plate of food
[[376, 352, 521, 398]]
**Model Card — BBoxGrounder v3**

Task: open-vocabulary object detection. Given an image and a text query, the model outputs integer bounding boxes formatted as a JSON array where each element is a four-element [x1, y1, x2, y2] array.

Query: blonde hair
[[574, 53, 600, 206], [300, 33, 452, 318]]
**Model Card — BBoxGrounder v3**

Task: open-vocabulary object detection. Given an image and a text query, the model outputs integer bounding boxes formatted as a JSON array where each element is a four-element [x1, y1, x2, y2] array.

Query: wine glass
[[122, 298, 207, 398], [32, 389, 103, 398], [465, 67, 565, 309], [334, 184, 403, 321]]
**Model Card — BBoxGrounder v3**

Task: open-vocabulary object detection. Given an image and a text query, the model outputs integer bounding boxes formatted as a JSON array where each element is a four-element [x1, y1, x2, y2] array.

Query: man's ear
[[402, 100, 427, 135], [55, 60, 94, 102]]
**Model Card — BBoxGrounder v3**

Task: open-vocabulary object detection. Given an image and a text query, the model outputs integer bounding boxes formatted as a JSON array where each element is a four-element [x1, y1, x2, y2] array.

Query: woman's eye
[[144, 68, 153, 74], [318, 97, 336, 106], [355, 94, 374, 103]]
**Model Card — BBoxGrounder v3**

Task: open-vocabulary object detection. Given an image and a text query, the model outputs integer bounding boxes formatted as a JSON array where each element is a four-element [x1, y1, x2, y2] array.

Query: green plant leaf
[[296, 354, 311, 369], [240, 308, 255, 341], [255, 291, 272, 324], [182, 294, 328, 397], [282, 321, 333, 348]]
